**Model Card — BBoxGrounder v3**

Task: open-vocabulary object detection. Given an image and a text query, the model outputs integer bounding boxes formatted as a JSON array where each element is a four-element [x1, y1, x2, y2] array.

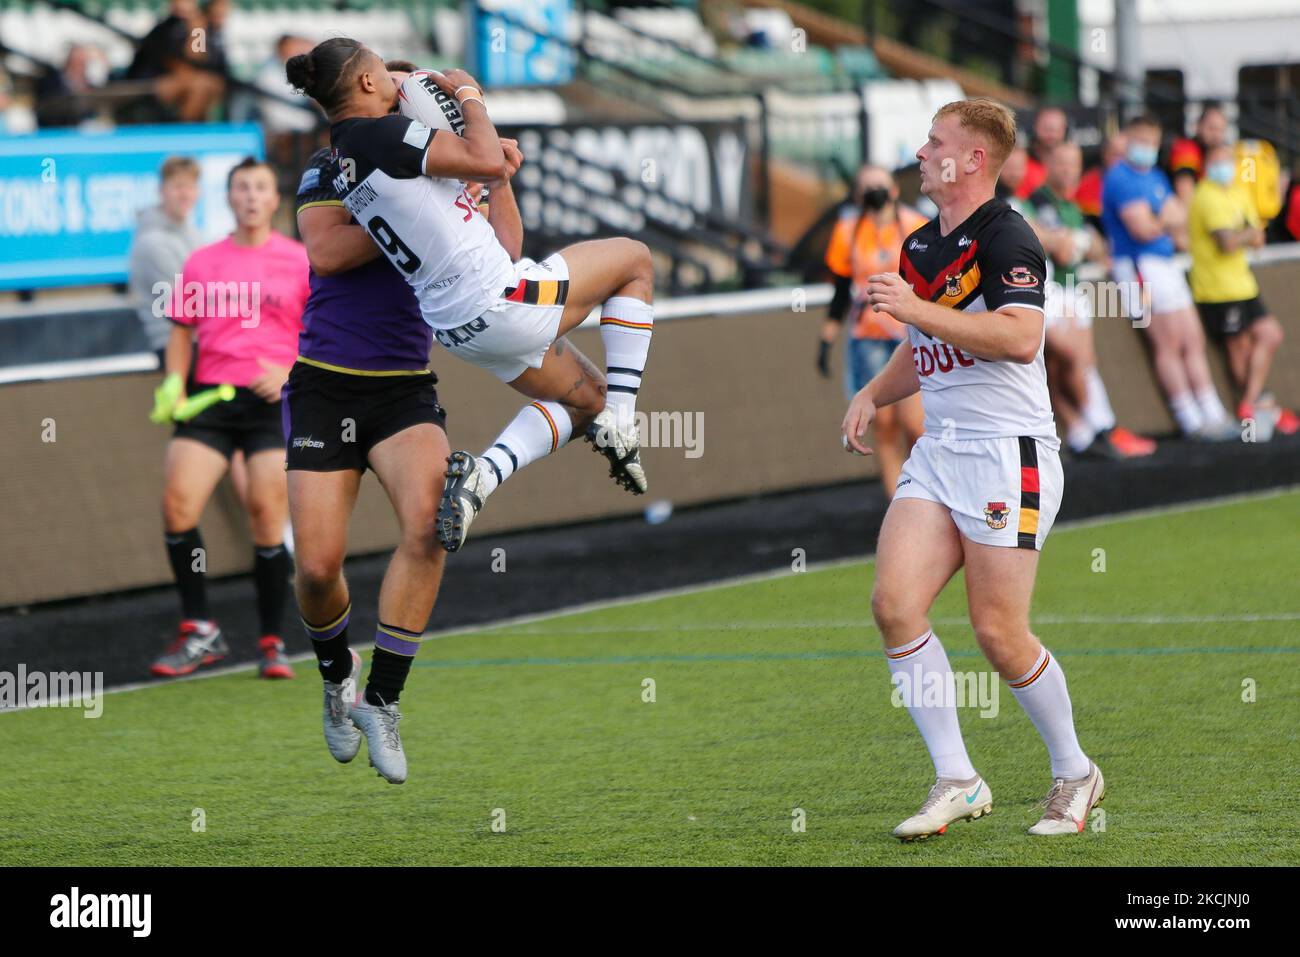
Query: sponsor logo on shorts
[[1002, 266, 1040, 288], [434, 316, 489, 349], [292, 435, 325, 450], [984, 501, 1009, 529], [896, 477, 912, 488]]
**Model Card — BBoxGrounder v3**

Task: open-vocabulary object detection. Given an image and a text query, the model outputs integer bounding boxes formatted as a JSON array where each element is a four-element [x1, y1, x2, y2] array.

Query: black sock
[[253, 544, 292, 636], [164, 527, 209, 621], [304, 604, 351, 683], [364, 627, 418, 705]]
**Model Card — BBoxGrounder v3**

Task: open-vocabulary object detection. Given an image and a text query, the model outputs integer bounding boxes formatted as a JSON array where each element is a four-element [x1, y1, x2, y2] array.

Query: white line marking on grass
[[10, 485, 1296, 706], [485, 611, 1300, 636]]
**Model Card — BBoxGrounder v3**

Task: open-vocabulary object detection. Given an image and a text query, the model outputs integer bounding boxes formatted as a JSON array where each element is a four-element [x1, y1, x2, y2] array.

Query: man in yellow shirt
[[1189, 143, 1297, 434]]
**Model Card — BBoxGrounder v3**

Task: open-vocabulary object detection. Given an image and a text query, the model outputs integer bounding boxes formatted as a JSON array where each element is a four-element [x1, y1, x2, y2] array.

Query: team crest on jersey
[[944, 273, 963, 298], [1002, 266, 1039, 288], [984, 501, 1009, 529]]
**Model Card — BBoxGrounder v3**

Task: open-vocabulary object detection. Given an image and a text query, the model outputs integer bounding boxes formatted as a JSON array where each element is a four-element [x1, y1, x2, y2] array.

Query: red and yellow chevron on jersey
[[897, 198, 1058, 445]]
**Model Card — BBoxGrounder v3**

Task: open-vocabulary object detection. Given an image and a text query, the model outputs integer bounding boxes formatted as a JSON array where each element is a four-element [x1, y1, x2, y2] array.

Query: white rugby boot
[[585, 407, 647, 494], [1028, 762, 1105, 835], [893, 774, 993, 842], [322, 649, 362, 763], [350, 693, 407, 784], [438, 450, 492, 552]]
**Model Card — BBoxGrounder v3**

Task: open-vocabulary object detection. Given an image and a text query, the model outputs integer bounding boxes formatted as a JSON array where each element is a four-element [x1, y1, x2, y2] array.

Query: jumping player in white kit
[[841, 99, 1104, 840], [286, 39, 655, 555]]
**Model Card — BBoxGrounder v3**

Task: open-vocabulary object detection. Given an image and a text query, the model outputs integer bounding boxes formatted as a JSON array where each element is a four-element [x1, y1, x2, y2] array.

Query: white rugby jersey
[[897, 198, 1058, 445], [330, 114, 514, 330]]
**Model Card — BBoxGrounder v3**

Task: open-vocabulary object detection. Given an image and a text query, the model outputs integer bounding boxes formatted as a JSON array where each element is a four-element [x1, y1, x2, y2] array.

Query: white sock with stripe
[[599, 296, 653, 429], [479, 401, 573, 495], [1007, 647, 1090, 780], [885, 630, 978, 780], [1082, 366, 1117, 433], [1170, 391, 1204, 435]]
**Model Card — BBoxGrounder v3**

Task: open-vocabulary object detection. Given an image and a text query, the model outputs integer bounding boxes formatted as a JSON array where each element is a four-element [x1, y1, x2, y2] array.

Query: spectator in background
[[996, 146, 1029, 210], [254, 35, 320, 165], [35, 44, 109, 128], [1188, 143, 1299, 436], [1027, 142, 1155, 459], [128, 156, 202, 365], [1103, 113, 1237, 441], [1017, 106, 1068, 200], [1277, 172, 1300, 243], [819, 165, 927, 497], [1076, 131, 1125, 231], [256, 35, 318, 135], [127, 0, 229, 122], [1168, 103, 1229, 204]]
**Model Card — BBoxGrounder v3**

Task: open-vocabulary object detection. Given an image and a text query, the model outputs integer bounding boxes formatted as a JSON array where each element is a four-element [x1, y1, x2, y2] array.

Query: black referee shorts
[[173, 383, 284, 459], [281, 361, 447, 473]]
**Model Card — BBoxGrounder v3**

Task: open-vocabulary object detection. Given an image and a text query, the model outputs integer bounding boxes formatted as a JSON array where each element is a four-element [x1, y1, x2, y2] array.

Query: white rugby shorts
[[433, 253, 570, 381], [893, 433, 1064, 550]]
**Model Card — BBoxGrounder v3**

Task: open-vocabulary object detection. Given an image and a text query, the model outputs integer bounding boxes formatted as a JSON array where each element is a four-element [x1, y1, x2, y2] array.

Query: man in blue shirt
[[1102, 114, 1236, 440]]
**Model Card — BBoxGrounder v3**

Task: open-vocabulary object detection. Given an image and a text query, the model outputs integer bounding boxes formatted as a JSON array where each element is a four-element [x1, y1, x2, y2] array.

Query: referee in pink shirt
[[149, 157, 310, 680]]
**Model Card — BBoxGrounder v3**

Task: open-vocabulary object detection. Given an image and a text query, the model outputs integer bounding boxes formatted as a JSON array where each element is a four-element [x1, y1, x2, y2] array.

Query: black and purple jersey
[[294, 148, 432, 374]]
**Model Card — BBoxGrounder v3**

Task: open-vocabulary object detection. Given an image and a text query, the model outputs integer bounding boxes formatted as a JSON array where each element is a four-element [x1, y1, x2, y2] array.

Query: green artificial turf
[[2, 491, 1297, 865]]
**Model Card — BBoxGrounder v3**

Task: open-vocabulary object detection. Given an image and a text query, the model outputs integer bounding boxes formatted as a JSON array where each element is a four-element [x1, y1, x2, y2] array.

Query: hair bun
[[285, 52, 316, 95]]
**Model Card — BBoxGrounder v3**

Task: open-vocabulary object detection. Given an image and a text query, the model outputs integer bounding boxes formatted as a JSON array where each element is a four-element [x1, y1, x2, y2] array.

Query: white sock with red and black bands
[[599, 296, 653, 429], [480, 400, 572, 495], [1007, 647, 1091, 780], [885, 629, 978, 781]]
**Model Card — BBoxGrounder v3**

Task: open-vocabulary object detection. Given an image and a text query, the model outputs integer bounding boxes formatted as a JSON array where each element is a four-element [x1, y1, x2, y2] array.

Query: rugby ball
[[397, 70, 466, 137]]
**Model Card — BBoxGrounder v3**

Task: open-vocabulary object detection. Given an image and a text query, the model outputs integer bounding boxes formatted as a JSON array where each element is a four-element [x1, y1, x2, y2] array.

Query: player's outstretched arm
[[422, 69, 507, 183], [298, 204, 382, 276]]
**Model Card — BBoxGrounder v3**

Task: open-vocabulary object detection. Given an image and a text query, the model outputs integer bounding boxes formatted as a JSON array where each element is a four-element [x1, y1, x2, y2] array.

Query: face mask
[[861, 187, 890, 211], [1126, 143, 1158, 169], [1206, 161, 1235, 186]]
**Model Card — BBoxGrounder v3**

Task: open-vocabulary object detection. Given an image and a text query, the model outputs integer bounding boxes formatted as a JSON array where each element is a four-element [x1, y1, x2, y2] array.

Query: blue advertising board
[[0, 123, 264, 290], [468, 0, 575, 87]]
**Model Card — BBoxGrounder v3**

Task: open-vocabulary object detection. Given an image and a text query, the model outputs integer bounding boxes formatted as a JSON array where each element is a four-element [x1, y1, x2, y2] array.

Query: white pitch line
[[479, 611, 1300, 636], [6, 484, 1296, 707]]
